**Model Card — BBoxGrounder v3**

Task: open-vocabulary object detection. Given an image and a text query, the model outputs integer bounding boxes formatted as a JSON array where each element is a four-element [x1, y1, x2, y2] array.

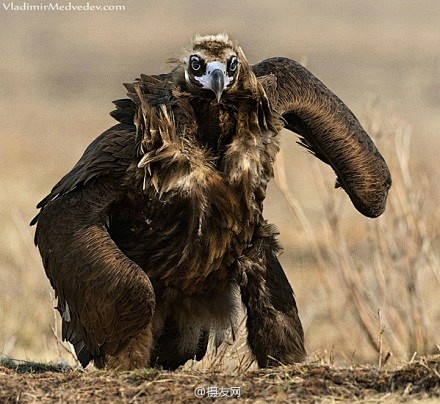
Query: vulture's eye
[[228, 56, 238, 73], [190, 55, 202, 71]]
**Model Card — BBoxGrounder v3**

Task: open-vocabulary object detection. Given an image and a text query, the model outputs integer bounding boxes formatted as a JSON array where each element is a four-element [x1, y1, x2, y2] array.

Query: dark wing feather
[[32, 123, 135, 219], [109, 99, 136, 125], [266, 253, 298, 313], [32, 122, 155, 367], [253, 58, 391, 218]]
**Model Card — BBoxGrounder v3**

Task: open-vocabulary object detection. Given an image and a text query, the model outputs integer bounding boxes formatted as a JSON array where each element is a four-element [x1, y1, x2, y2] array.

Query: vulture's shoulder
[[253, 57, 329, 113], [123, 72, 175, 109], [111, 72, 173, 123], [32, 73, 174, 226]]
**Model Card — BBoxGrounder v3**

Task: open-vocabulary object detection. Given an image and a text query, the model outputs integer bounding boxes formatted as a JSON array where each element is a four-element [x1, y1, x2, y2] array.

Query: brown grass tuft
[[1, 356, 440, 403]]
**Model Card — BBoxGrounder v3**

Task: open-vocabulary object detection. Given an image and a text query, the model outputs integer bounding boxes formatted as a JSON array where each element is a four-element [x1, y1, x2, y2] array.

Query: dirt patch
[[1, 356, 439, 403]]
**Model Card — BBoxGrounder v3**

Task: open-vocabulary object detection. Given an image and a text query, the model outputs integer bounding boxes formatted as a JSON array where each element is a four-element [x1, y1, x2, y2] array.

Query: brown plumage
[[31, 33, 391, 370]]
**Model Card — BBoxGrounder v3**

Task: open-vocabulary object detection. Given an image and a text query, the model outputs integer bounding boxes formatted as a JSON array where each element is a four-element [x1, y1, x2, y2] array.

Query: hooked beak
[[193, 61, 232, 103], [209, 69, 225, 103]]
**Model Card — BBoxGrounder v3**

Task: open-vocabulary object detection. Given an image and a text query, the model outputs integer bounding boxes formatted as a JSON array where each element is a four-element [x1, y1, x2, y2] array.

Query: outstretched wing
[[253, 57, 391, 218], [32, 119, 155, 367]]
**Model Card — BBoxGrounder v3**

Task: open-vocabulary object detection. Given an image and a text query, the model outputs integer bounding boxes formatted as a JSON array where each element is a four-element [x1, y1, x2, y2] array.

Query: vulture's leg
[[240, 228, 305, 367]]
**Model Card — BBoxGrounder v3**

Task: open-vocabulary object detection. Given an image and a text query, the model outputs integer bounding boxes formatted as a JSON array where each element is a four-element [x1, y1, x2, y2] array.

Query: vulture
[[32, 33, 391, 370]]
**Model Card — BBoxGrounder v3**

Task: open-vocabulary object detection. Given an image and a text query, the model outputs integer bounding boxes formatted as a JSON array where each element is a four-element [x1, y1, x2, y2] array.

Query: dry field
[[1, 356, 440, 403], [1, 0, 440, 401]]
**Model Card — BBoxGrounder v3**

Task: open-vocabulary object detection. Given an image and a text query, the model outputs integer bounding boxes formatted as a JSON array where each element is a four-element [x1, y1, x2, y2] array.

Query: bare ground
[[1, 356, 440, 403]]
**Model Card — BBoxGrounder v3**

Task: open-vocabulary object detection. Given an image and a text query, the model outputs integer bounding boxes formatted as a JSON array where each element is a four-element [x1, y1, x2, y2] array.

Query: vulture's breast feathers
[[109, 38, 282, 293]]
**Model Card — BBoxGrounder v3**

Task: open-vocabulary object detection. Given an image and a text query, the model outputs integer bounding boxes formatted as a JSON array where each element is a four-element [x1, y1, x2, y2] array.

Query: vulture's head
[[180, 33, 248, 102]]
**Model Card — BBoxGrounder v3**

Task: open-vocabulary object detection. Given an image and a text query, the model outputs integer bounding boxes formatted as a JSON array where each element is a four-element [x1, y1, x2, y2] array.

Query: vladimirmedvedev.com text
[[2, 2, 126, 11]]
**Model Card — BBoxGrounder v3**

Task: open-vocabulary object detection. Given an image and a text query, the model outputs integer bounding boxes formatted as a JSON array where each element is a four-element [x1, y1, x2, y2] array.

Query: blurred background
[[1, 0, 439, 366]]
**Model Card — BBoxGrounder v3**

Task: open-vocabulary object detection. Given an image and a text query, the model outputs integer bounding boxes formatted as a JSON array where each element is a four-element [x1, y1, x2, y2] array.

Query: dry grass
[[1, 356, 440, 403], [1, 1, 440, 401]]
